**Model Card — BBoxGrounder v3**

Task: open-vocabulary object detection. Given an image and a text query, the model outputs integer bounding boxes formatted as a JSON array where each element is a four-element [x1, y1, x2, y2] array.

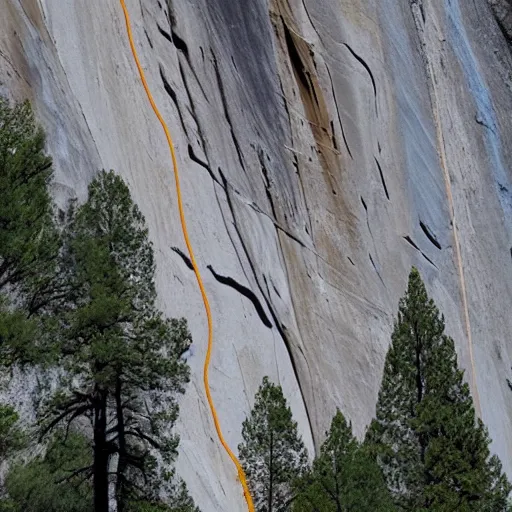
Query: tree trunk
[[115, 376, 127, 512], [93, 387, 109, 512], [333, 453, 343, 512], [268, 430, 273, 512], [414, 324, 426, 465], [414, 322, 428, 510]]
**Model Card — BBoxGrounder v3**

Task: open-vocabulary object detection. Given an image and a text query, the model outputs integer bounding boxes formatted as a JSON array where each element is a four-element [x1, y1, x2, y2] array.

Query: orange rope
[[118, 2, 255, 510]]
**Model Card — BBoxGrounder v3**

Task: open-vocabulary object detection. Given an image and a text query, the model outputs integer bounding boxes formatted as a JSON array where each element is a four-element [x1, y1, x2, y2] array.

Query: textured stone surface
[[2, 0, 512, 510]]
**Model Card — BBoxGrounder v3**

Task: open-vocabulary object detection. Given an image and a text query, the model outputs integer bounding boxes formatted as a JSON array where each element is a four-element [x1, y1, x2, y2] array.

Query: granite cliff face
[[2, 0, 512, 509]]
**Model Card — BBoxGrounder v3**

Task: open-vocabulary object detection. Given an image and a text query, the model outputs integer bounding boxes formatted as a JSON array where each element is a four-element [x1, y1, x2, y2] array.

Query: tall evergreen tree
[[0, 99, 60, 309], [366, 268, 510, 511], [294, 410, 394, 512], [3, 429, 198, 512], [40, 171, 194, 512], [239, 376, 309, 512], [0, 98, 62, 368]]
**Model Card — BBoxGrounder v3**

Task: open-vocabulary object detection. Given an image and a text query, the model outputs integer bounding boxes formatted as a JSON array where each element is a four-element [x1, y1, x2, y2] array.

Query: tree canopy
[[294, 410, 394, 512], [366, 268, 511, 511], [39, 171, 194, 512], [239, 376, 309, 512], [0, 99, 60, 310]]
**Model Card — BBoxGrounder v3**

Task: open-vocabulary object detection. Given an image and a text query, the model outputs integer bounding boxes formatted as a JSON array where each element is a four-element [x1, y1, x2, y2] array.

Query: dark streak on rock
[[188, 145, 222, 186], [343, 43, 378, 116], [212, 50, 246, 172], [258, 150, 278, 220], [403, 236, 420, 251], [256, 152, 308, 248], [159, 64, 188, 136], [169, 28, 189, 59], [208, 265, 273, 329], [403, 236, 438, 268], [361, 196, 367, 211], [162, 10, 209, 103], [158, 15, 188, 59], [375, 157, 390, 200], [171, 246, 194, 271], [144, 28, 153, 49], [421, 252, 437, 268], [271, 278, 282, 299], [420, 220, 442, 250], [330, 120, 338, 151], [325, 65, 353, 159], [218, 167, 314, 436], [156, 23, 173, 45], [420, 2, 426, 23], [369, 253, 386, 287], [369, 253, 377, 270], [283, 21, 310, 97], [276, 225, 308, 248], [278, 76, 293, 135]]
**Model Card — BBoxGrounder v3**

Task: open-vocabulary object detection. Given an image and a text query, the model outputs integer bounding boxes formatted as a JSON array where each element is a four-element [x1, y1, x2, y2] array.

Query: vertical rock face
[[2, 0, 512, 509]]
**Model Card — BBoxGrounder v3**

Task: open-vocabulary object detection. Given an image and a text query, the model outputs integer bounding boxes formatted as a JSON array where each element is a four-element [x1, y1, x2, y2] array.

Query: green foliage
[[0, 98, 60, 308], [0, 99, 62, 368], [366, 268, 511, 511], [239, 376, 309, 512], [4, 431, 93, 512], [294, 410, 395, 512], [3, 431, 198, 512], [0, 300, 38, 367], [0, 404, 24, 459], [40, 171, 193, 512], [127, 477, 199, 512]]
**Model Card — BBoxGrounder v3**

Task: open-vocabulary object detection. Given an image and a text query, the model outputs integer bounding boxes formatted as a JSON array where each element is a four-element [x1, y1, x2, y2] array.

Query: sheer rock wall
[[2, 0, 512, 509]]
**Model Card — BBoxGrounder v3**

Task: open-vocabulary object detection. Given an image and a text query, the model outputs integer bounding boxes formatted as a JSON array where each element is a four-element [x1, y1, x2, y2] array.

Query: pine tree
[[40, 171, 194, 512], [0, 404, 24, 460], [0, 99, 60, 309], [366, 267, 511, 511], [239, 376, 309, 512], [4, 431, 93, 512], [0, 99, 62, 368], [4, 430, 198, 512], [127, 476, 199, 512], [294, 410, 395, 512]]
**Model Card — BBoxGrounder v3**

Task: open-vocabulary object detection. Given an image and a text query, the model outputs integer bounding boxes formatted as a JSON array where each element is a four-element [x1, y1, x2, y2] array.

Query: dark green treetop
[[40, 171, 193, 512], [366, 268, 510, 511], [294, 409, 395, 511], [239, 376, 309, 512], [0, 99, 60, 309]]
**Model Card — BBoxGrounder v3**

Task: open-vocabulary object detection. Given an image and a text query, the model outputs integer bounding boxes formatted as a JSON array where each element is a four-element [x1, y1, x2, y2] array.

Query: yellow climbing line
[[118, 2, 255, 510], [428, 60, 481, 417]]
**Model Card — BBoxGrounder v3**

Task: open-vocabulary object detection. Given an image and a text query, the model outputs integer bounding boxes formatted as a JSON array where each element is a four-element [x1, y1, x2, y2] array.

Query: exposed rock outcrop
[[2, 1, 512, 509]]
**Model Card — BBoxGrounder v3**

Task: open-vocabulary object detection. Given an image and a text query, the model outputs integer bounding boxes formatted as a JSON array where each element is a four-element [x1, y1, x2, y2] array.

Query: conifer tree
[[3, 429, 197, 512], [40, 171, 194, 512], [4, 431, 93, 512], [0, 99, 60, 309], [0, 405, 24, 461], [0, 99, 62, 367], [366, 267, 510, 511], [239, 376, 308, 512], [294, 410, 394, 512]]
